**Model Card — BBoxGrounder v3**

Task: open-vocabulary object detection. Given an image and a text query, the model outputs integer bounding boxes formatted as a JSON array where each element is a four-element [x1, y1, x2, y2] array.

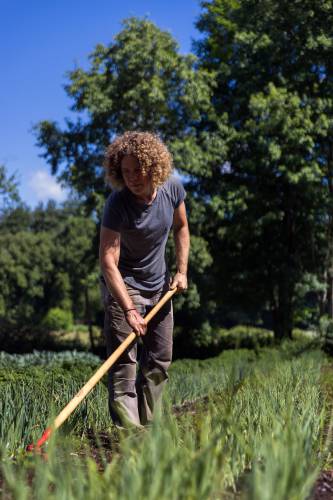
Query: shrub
[[42, 308, 73, 332], [292, 328, 318, 340], [318, 315, 333, 354], [218, 325, 274, 349], [175, 324, 275, 358], [192, 321, 218, 349]]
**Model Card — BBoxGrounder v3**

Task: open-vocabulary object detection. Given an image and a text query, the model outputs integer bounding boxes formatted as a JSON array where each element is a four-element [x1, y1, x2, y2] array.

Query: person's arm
[[170, 201, 190, 292], [99, 226, 147, 336]]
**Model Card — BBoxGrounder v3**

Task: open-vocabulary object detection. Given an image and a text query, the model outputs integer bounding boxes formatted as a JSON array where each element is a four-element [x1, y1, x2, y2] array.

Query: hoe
[[26, 287, 177, 452]]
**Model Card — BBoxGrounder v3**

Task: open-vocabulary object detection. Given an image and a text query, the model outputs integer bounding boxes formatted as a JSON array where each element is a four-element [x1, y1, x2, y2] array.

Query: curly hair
[[104, 131, 173, 190]]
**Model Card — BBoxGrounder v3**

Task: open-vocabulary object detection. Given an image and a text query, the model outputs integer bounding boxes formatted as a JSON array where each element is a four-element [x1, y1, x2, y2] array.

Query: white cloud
[[28, 170, 67, 203]]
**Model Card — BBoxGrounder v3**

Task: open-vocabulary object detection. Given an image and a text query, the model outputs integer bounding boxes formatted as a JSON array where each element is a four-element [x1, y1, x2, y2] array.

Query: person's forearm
[[174, 225, 190, 274], [101, 259, 135, 311]]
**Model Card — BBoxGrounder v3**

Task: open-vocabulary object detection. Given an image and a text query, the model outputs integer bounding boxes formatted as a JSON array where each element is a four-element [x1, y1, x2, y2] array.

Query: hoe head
[[26, 427, 52, 454]]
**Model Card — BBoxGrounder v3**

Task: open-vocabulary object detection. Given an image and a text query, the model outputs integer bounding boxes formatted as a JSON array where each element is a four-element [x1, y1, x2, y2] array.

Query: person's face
[[121, 155, 152, 198]]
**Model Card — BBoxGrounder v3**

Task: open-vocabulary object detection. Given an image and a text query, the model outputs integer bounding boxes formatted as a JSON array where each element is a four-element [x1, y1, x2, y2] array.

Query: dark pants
[[102, 282, 173, 427]]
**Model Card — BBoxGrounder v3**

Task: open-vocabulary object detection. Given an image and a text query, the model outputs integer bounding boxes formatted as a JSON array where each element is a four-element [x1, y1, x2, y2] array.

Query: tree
[[191, 0, 333, 338], [0, 165, 20, 212], [35, 17, 216, 342], [218, 84, 328, 338], [0, 201, 101, 351], [36, 17, 212, 214], [0, 231, 54, 333]]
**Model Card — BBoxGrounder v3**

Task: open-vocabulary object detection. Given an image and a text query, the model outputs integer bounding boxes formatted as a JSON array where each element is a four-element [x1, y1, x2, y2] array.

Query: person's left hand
[[170, 272, 188, 293]]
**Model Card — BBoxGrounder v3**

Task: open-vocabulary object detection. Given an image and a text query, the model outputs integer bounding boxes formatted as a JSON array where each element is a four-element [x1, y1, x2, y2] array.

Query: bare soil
[[312, 470, 333, 500]]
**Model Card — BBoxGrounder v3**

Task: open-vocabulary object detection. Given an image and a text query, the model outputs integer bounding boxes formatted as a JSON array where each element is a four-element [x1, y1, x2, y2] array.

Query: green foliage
[[293, 273, 326, 327], [42, 308, 74, 332], [175, 323, 275, 357], [36, 17, 213, 213], [0, 165, 20, 212], [0, 201, 101, 344], [0, 231, 54, 327], [35, 17, 216, 340], [318, 315, 333, 355], [190, 0, 333, 338], [0, 343, 327, 498], [6, 3, 333, 346], [197, 324, 273, 350], [0, 350, 101, 369], [192, 320, 216, 348], [319, 315, 333, 338], [219, 325, 274, 349], [292, 328, 318, 342]]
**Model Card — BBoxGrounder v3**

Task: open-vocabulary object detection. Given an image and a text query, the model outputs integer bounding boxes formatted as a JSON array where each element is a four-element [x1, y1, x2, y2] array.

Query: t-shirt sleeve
[[168, 176, 186, 209], [101, 193, 124, 232]]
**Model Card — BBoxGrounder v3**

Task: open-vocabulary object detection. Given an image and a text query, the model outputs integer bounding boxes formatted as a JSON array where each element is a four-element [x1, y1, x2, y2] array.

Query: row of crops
[[0, 339, 331, 499]]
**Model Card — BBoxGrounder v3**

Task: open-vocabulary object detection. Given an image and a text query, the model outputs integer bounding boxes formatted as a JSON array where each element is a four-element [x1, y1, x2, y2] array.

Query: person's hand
[[170, 271, 188, 293], [125, 309, 147, 336]]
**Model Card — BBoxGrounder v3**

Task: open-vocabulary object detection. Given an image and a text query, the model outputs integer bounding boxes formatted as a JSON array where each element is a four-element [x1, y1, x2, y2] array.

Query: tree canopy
[[35, 17, 215, 341], [189, 0, 333, 337], [3, 4, 332, 346]]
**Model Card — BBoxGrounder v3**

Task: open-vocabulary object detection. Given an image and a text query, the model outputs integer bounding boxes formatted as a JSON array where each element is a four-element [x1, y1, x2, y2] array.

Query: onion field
[[0, 341, 332, 499]]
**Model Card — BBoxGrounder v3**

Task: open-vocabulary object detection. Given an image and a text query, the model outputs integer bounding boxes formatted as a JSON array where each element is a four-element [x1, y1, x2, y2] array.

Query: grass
[[0, 339, 330, 499]]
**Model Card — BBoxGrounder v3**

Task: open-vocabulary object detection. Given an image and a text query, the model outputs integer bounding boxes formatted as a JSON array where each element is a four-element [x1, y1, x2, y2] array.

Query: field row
[[0, 340, 330, 499]]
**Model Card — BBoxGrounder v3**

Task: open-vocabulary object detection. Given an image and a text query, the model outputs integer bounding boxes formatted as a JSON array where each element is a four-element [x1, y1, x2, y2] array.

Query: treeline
[[1, 0, 333, 350], [0, 197, 102, 350]]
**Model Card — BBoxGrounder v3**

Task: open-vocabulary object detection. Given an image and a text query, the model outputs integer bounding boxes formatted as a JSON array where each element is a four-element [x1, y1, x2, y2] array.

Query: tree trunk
[[328, 270, 333, 319], [319, 269, 328, 317], [326, 143, 333, 319], [84, 287, 95, 350], [272, 279, 294, 341], [272, 186, 295, 341]]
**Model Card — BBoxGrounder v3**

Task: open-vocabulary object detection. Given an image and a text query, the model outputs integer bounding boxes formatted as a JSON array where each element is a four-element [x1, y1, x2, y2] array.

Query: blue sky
[[1, 0, 202, 207]]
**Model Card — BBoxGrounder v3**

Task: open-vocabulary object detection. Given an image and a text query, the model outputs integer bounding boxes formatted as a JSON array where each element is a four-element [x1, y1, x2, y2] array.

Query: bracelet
[[124, 308, 136, 314]]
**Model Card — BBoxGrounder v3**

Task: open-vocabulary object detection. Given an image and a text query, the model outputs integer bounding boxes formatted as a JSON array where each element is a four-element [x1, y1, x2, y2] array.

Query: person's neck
[[134, 188, 157, 205]]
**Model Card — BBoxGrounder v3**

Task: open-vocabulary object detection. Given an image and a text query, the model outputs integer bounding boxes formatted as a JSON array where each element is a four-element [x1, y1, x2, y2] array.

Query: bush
[[218, 325, 274, 350], [318, 315, 333, 354], [192, 321, 217, 349], [42, 308, 73, 332], [73, 324, 89, 334], [174, 323, 275, 358], [292, 328, 318, 340]]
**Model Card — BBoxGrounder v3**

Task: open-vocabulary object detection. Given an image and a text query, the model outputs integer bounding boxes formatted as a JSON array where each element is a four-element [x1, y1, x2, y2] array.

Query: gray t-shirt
[[102, 176, 186, 291]]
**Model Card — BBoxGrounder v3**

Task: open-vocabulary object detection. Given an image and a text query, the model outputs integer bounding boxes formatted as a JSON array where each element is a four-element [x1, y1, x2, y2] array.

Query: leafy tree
[[190, 0, 333, 338], [0, 201, 100, 350], [0, 204, 32, 234], [0, 231, 54, 331], [220, 84, 328, 338], [51, 211, 98, 321], [0, 165, 21, 213], [35, 18, 215, 339], [36, 18, 212, 214]]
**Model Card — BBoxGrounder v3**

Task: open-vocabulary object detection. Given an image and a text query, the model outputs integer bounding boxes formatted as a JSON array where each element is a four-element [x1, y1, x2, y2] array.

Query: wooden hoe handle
[[26, 287, 177, 451]]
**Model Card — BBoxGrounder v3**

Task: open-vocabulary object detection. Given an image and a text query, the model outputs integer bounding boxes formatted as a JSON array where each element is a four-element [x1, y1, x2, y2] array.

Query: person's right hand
[[125, 309, 147, 336]]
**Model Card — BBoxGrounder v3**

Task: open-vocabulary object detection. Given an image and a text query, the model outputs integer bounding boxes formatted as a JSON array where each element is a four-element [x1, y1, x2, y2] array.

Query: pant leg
[[137, 290, 173, 425], [103, 284, 145, 428]]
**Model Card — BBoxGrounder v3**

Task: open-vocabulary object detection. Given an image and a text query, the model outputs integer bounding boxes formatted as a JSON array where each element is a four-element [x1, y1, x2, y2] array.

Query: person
[[99, 131, 190, 428]]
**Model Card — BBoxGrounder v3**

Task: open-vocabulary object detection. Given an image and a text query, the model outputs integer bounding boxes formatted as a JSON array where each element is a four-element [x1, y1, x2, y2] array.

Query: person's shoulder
[[102, 189, 127, 231], [161, 175, 186, 208], [162, 175, 184, 192], [106, 189, 126, 208]]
